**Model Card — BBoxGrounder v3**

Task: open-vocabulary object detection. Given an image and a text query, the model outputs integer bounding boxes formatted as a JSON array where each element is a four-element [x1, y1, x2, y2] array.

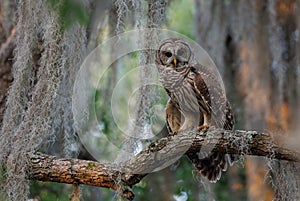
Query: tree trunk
[[267, 1, 300, 200], [195, 0, 299, 200], [0, 0, 15, 126]]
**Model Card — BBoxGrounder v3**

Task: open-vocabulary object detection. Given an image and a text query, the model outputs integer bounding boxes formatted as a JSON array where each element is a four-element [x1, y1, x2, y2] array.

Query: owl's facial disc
[[161, 50, 186, 66], [158, 40, 191, 70]]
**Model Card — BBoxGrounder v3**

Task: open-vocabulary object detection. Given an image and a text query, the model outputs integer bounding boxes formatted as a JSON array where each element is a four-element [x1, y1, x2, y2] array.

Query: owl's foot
[[197, 125, 215, 132], [169, 129, 182, 136]]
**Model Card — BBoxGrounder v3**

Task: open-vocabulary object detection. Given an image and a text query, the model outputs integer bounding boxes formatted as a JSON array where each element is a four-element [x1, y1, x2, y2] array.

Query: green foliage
[[214, 174, 230, 200], [211, 164, 247, 201], [46, 0, 89, 30], [0, 163, 6, 181], [165, 0, 196, 39], [0, 163, 7, 200], [133, 180, 148, 196], [173, 158, 195, 201], [29, 181, 69, 201]]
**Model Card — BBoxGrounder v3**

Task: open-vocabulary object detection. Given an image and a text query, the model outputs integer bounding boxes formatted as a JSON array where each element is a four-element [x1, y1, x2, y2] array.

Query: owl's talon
[[197, 125, 215, 132], [169, 130, 181, 136]]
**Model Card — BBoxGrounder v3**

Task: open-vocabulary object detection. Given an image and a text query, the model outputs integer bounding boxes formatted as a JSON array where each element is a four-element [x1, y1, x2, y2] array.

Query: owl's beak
[[173, 58, 177, 67]]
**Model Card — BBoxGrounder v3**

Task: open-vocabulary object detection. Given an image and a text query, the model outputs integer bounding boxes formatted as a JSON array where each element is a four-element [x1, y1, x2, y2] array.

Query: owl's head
[[156, 38, 191, 70]]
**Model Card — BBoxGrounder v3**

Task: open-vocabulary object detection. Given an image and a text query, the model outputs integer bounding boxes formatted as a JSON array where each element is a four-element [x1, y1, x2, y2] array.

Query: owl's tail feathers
[[228, 153, 239, 166], [187, 152, 234, 183]]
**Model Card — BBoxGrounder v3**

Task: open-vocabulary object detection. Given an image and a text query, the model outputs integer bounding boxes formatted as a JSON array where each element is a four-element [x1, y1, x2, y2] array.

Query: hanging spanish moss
[[132, 0, 166, 140], [0, 0, 86, 200], [110, 0, 166, 163], [105, 1, 167, 199]]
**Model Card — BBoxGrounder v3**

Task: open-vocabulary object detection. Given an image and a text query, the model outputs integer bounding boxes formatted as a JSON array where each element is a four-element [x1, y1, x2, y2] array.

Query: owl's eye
[[164, 51, 172, 58], [177, 49, 185, 57]]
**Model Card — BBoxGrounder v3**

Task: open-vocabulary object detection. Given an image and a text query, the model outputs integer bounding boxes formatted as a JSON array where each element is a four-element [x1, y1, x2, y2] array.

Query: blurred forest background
[[0, 0, 300, 201]]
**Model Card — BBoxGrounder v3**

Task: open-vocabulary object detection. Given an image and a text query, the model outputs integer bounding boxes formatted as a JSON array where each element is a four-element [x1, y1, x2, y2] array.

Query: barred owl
[[155, 38, 234, 182]]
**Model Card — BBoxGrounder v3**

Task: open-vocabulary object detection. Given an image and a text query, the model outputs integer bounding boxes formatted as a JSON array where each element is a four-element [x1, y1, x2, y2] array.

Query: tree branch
[[27, 129, 299, 200], [28, 153, 137, 200]]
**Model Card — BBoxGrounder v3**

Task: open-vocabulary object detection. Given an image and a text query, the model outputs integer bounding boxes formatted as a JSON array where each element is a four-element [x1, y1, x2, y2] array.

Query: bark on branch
[[28, 129, 299, 200]]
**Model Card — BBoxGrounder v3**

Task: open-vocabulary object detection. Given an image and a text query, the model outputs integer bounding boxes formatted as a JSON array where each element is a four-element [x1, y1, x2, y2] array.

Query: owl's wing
[[191, 64, 234, 130], [165, 94, 229, 182], [191, 66, 211, 115], [189, 64, 236, 181]]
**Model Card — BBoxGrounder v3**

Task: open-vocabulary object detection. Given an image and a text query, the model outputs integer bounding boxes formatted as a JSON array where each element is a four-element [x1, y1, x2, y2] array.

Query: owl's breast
[[168, 82, 199, 114], [159, 67, 191, 89]]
